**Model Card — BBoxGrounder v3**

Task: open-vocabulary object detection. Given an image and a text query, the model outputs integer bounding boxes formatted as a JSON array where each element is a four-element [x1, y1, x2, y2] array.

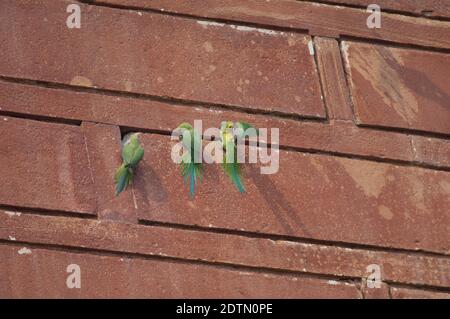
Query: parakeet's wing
[[180, 159, 202, 196], [129, 146, 144, 167], [114, 163, 131, 196], [122, 134, 144, 166], [222, 138, 245, 193], [115, 133, 144, 196], [178, 124, 203, 196], [122, 134, 137, 164], [114, 163, 126, 182]]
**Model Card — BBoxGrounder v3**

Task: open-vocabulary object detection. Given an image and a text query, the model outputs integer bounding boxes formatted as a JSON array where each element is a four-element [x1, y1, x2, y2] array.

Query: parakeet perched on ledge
[[220, 121, 258, 193], [175, 122, 203, 197], [114, 133, 144, 196]]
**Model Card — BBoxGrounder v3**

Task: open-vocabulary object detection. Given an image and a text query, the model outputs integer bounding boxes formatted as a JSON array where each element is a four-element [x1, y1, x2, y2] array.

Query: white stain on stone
[[197, 20, 281, 35], [410, 138, 418, 155], [203, 41, 214, 52], [4, 211, 22, 217], [70, 75, 93, 87], [124, 80, 133, 91], [277, 240, 299, 247], [308, 40, 315, 55], [341, 41, 351, 66], [18, 247, 32, 255], [238, 271, 253, 276], [229, 25, 281, 35], [328, 280, 339, 285], [197, 20, 225, 28], [9, 236, 16, 241]]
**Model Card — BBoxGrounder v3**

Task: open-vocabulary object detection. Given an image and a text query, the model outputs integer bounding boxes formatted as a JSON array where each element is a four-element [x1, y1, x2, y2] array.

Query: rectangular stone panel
[[1, 212, 448, 287], [0, 117, 96, 214], [0, 244, 360, 298], [343, 41, 450, 135], [0, 0, 326, 118], [92, 0, 450, 49], [134, 134, 450, 254]]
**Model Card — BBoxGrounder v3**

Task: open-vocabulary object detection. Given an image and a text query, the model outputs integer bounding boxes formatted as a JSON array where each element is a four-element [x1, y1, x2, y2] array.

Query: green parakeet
[[220, 121, 258, 193], [114, 133, 144, 196], [176, 122, 203, 196]]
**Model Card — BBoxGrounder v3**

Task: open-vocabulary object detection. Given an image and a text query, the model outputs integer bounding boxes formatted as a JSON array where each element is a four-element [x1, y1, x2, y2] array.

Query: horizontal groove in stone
[[1, 78, 449, 172], [88, 0, 450, 50], [1, 209, 448, 289]]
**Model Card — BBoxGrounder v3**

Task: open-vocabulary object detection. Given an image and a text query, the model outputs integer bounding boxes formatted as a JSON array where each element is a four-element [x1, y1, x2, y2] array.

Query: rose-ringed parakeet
[[219, 121, 258, 193], [176, 122, 203, 196], [114, 133, 144, 196]]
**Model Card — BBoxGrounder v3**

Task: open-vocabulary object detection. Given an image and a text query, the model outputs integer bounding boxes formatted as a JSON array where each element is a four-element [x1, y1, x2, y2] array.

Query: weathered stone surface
[[314, 0, 450, 19], [81, 122, 137, 222], [94, 0, 450, 49], [0, 117, 96, 214], [2, 212, 449, 287], [0, 244, 360, 298], [391, 287, 450, 299], [343, 41, 450, 135], [412, 135, 450, 169], [0, 81, 425, 167], [132, 134, 449, 254], [0, 0, 325, 118], [315, 37, 353, 120], [361, 281, 391, 299], [286, 120, 413, 162], [1, 0, 449, 298]]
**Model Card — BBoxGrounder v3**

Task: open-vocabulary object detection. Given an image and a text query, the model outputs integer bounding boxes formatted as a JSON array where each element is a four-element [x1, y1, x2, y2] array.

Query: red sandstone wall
[[0, 0, 449, 298]]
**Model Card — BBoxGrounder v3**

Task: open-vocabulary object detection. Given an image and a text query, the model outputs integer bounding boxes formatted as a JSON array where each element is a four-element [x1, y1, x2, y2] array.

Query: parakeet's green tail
[[222, 161, 245, 193], [114, 163, 133, 196], [181, 161, 202, 196]]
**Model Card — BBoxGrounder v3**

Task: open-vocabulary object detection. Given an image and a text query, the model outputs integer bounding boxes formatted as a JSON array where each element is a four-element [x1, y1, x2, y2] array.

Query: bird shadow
[[247, 165, 312, 238], [134, 161, 168, 205]]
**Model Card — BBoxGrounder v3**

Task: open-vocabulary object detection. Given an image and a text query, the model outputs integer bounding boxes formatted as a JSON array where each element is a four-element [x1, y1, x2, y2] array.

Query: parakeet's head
[[176, 122, 193, 131], [220, 121, 234, 132], [174, 122, 194, 142], [122, 132, 141, 147], [220, 121, 235, 146], [129, 133, 140, 142]]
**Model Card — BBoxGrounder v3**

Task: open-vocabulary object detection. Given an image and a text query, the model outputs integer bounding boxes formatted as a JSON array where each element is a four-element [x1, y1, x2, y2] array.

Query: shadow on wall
[[134, 161, 168, 203], [131, 153, 310, 239], [248, 165, 311, 238]]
